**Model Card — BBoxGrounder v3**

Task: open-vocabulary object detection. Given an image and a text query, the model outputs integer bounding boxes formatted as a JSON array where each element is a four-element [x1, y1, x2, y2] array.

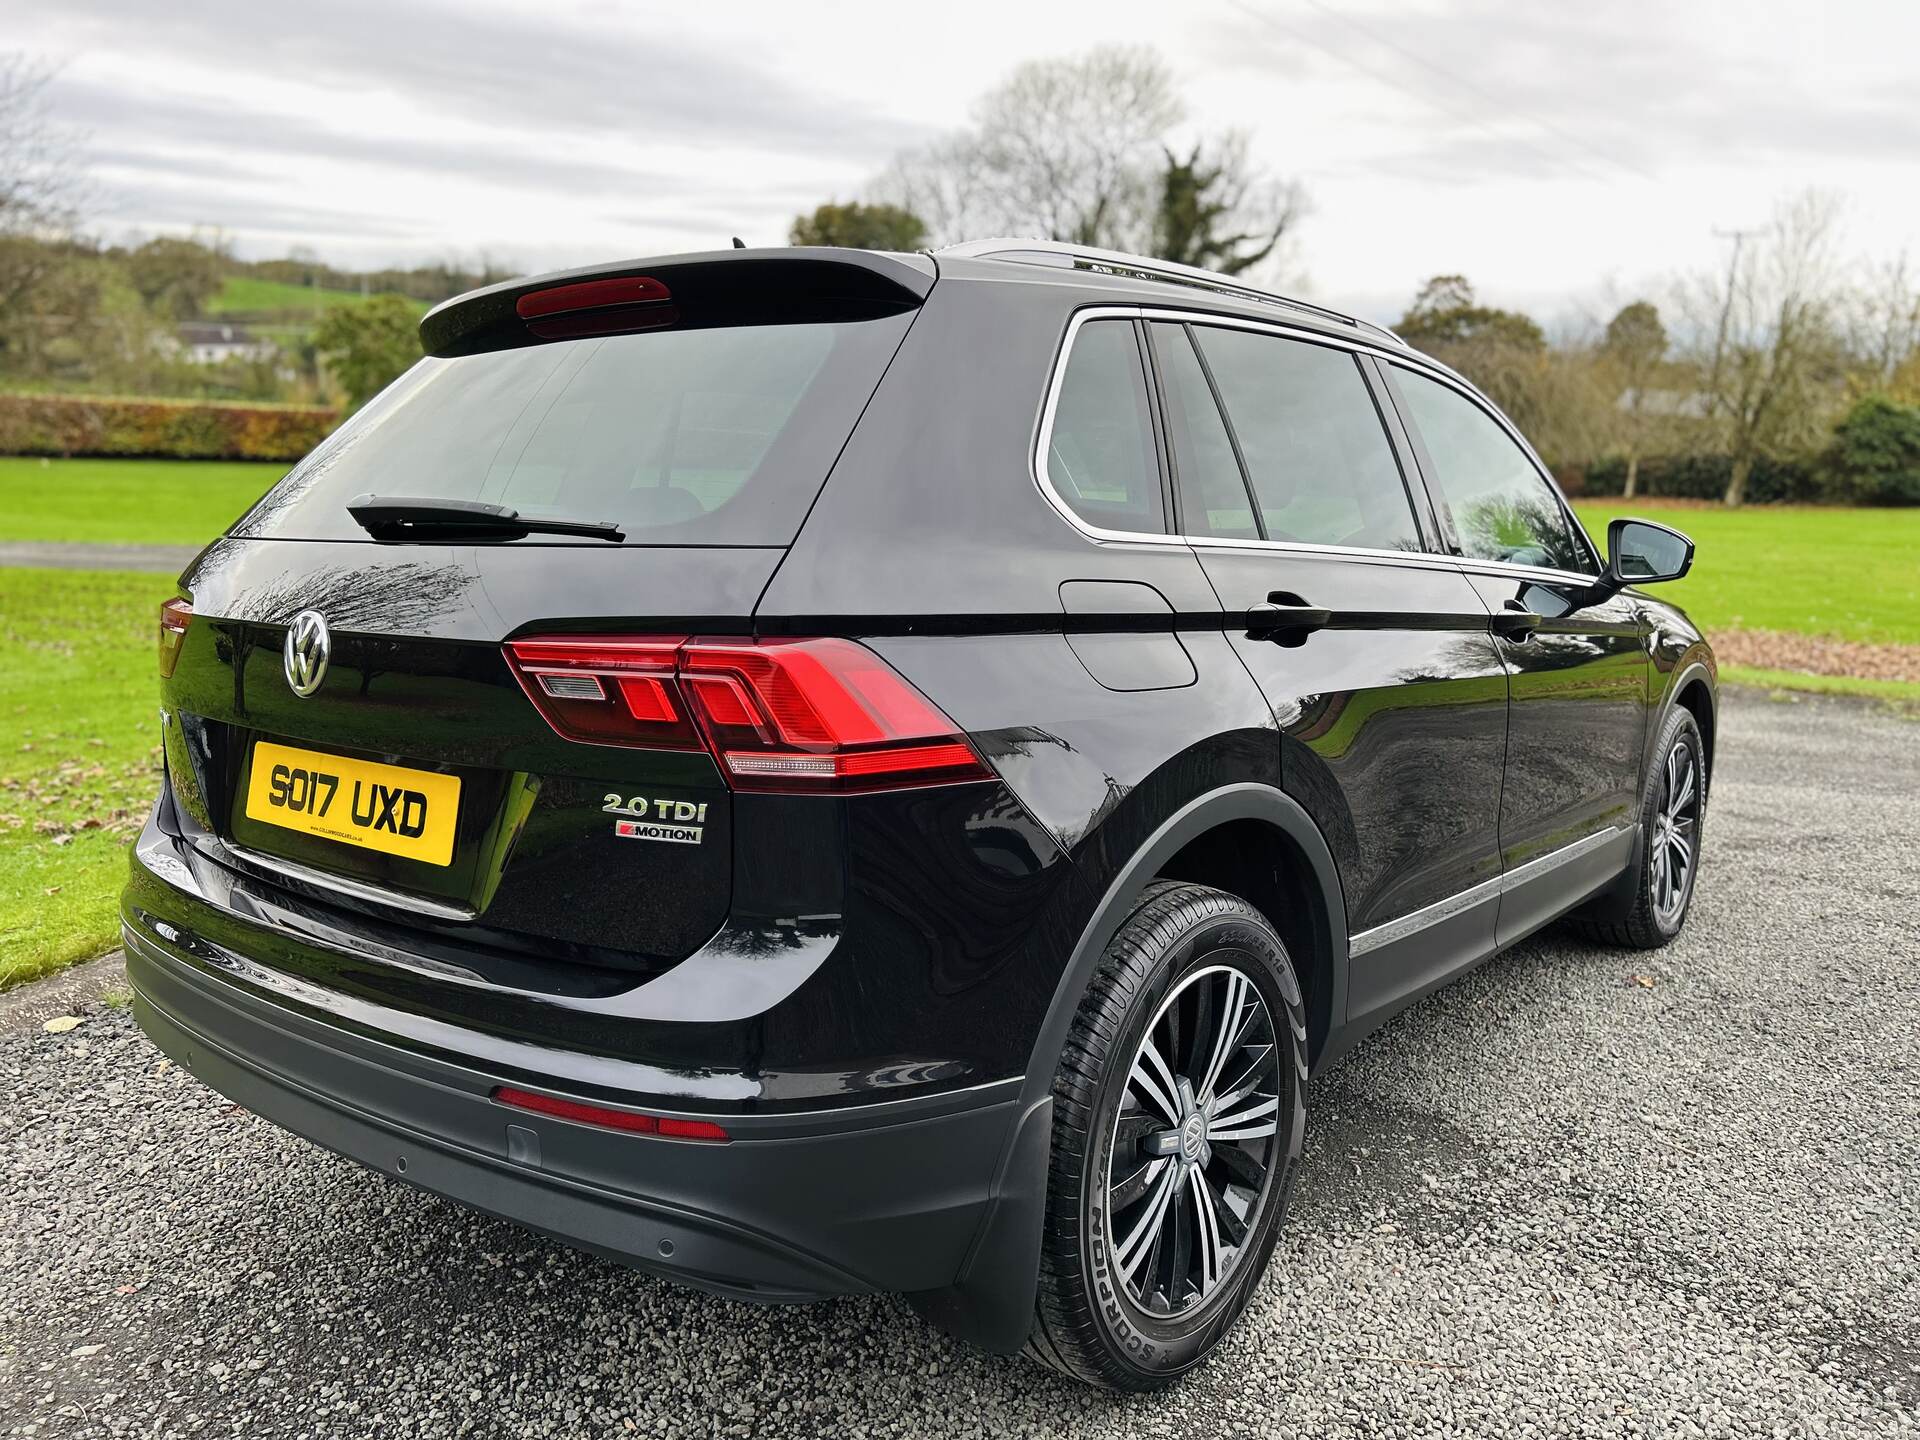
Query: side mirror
[[1603, 517, 1694, 589]]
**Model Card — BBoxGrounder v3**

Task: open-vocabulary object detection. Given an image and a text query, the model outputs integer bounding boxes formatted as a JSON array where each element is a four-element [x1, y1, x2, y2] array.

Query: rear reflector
[[504, 636, 994, 794], [159, 597, 192, 677], [492, 1086, 729, 1142]]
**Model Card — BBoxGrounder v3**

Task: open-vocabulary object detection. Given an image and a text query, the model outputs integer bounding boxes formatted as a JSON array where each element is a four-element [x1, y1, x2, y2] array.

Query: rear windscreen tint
[[233, 312, 915, 545]]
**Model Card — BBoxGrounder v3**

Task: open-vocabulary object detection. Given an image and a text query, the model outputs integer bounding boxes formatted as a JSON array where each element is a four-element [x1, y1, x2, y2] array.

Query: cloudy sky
[[15, 0, 1920, 323]]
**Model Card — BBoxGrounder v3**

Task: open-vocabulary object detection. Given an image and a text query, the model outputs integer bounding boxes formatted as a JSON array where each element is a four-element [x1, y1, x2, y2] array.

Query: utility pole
[[1708, 226, 1760, 383], [1709, 226, 1763, 506]]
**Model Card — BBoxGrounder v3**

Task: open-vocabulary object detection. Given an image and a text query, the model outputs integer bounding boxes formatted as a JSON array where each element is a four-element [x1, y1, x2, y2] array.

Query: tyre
[[1570, 706, 1707, 949], [1025, 881, 1306, 1390]]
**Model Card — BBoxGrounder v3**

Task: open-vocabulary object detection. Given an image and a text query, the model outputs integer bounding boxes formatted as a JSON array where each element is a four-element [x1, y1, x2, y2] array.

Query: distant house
[[173, 322, 278, 366], [1618, 386, 1711, 420]]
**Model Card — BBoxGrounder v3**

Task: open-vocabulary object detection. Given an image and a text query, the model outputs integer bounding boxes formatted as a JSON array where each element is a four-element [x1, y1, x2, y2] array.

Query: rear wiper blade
[[346, 495, 624, 543]]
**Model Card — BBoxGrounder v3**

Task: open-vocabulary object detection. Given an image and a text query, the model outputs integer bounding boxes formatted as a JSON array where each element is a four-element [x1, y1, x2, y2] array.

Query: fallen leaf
[[43, 1015, 82, 1034], [1628, 974, 1656, 988]]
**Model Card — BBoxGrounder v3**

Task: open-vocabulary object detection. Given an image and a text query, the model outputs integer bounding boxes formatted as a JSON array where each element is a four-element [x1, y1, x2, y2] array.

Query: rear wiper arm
[[346, 495, 624, 543]]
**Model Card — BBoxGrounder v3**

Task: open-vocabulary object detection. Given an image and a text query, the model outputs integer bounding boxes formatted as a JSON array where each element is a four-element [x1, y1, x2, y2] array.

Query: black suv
[[124, 241, 1715, 1390]]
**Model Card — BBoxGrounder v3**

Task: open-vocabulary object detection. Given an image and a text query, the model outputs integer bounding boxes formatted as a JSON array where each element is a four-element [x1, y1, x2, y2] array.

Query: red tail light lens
[[514, 275, 676, 341], [504, 636, 994, 794], [493, 1086, 729, 1142], [159, 597, 192, 677]]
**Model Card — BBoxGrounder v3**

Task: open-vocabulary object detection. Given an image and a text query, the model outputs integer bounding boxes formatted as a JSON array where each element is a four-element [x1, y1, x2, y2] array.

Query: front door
[[1384, 364, 1649, 944]]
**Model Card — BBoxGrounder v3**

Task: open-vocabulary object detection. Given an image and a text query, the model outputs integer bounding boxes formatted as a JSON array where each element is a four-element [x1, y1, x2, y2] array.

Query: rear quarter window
[[1043, 319, 1166, 535], [233, 313, 915, 546]]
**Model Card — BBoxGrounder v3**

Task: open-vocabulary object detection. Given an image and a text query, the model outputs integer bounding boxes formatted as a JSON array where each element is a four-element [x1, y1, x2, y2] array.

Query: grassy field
[[0, 457, 285, 545], [206, 275, 430, 320], [1572, 500, 1920, 646], [0, 464, 1911, 989], [0, 568, 168, 988]]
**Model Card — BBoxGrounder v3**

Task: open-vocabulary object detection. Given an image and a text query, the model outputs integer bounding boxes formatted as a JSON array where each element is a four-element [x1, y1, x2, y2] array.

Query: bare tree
[[1681, 191, 1845, 506], [875, 48, 1183, 250], [1600, 301, 1668, 498], [0, 55, 84, 353], [1848, 252, 1920, 392]]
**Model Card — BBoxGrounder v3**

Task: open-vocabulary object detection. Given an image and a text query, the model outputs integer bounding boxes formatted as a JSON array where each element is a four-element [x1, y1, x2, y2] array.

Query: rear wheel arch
[[1032, 784, 1347, 1099], [907, 783, 1345, 1359], [1153, 817, 1339, 1070]]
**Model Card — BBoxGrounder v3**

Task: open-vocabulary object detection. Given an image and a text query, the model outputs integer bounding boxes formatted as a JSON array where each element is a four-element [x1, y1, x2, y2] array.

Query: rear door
[[1383, 363, 1648, 944], [1146, 318, 1510, 1012]]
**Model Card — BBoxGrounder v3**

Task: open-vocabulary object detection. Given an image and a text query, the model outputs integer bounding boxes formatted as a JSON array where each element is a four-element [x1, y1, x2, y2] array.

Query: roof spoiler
[[420, 248, 936, 358]]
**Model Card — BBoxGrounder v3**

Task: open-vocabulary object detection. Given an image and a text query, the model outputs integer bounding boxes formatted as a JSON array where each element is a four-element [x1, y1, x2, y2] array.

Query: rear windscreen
[[232, 312, 915, 545]]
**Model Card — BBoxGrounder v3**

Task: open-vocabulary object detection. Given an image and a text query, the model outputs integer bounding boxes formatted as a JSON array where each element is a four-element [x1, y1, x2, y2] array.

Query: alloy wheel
[[1106, 962, 1284, 1316], [1650, 737, 1701, 928]]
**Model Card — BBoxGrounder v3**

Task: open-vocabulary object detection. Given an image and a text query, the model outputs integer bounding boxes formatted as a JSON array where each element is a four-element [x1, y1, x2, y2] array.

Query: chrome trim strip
[[1348, 825, 1635, 958], [1029, 305, 1601, 580], [219, 842, 478, 922]]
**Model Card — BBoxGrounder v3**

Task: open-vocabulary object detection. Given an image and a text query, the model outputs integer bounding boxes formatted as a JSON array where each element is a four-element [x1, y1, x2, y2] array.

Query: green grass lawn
[[0, 568, 168, 989], [206, 275, 430, 319], [0, 457, 285, 545], [1572, 500, 1920, 646]]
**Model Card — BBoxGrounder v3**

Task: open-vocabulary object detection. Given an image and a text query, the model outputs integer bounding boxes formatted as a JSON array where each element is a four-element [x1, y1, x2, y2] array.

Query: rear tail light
[[493, 1086, 729, 1142], [159, 597, 192, 677], [504, 636, 994, 794]]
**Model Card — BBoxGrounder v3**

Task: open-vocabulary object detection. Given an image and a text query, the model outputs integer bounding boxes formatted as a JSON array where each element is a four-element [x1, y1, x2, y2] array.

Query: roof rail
[[938, 238, 1404, 347]]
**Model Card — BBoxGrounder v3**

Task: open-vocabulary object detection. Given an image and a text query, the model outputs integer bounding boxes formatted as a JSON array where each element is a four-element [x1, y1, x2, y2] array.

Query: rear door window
[[1045, 320, 1166, 535], [1389, 365, 1593, 574], [233, 313, 915, 546], [1191, 326, 1421, 552], [1150, 323, 1259, 541]]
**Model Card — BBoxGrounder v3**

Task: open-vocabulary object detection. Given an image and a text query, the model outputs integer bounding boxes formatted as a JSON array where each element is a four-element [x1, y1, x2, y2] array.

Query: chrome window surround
[[1030, 305, 1604, 586], [1347, 823, 1635, 957]]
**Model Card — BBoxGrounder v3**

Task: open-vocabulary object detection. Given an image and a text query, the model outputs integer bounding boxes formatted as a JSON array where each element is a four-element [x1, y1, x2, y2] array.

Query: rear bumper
[[122, 910, 1024, 1305]]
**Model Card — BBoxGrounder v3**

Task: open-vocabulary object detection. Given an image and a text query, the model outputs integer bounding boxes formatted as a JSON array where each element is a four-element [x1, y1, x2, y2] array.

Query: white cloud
[[14, 0, 1919, 317]]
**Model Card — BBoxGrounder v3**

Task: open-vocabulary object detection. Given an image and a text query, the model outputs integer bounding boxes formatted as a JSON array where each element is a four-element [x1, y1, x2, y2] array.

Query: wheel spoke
[[1131, 1036, 1181, 1124], [1188, 1168, 1223, 1296], [1116, 1162, 1179, 1280], [1161, 1178, 1193, 1307], [1197, 971, 1251, 1104], [1209, 1093, 1280, 1142], [1669, 756, 1696, 816], [1200, 1165, 1251, 1245], [1212, 1042, 1275, 1114], [1109, 1153, 1165, 1214], [1211, 1139, 1267, 1191]]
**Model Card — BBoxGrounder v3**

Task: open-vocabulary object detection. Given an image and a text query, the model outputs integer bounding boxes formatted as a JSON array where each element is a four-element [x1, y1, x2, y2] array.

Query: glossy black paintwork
[[1196, 549, 1508, 936], [1461, 570, 1650, 873], [129, 248, 1716, 1126]]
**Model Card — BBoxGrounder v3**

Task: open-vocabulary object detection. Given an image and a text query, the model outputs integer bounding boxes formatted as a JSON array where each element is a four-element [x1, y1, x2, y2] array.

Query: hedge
[[1573, 453, 1822, 505], [0, 393, 338, 461]]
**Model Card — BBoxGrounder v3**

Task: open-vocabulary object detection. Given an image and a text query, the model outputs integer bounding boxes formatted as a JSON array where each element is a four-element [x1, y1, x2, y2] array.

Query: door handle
[[1247, 598, 1333, 639], [1490, 603, 1541, 639]]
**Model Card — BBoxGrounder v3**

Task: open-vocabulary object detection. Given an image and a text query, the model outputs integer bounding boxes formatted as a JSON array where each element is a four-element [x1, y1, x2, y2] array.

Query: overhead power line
[[1223, 0, 1647, 188]]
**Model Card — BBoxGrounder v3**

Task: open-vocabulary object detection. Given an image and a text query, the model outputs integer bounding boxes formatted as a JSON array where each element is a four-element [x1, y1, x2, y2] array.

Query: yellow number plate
[[244, 741, 462, 868]]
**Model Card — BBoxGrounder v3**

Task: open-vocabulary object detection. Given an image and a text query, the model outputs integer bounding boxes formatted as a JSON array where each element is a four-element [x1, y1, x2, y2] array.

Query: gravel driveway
[[3, 688, 1916, 1438]]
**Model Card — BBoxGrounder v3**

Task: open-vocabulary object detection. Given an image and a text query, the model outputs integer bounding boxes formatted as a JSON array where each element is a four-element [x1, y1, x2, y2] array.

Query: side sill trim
[[1348, 824, 1635, 958]]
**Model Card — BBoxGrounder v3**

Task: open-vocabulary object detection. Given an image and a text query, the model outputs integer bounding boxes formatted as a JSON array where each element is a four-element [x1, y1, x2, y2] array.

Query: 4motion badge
[[604, 793, 708, 846]]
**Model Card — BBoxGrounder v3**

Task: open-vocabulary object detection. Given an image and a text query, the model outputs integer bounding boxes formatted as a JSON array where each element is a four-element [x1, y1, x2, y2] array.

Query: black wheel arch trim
[[907, 782, 1347, 1355]]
